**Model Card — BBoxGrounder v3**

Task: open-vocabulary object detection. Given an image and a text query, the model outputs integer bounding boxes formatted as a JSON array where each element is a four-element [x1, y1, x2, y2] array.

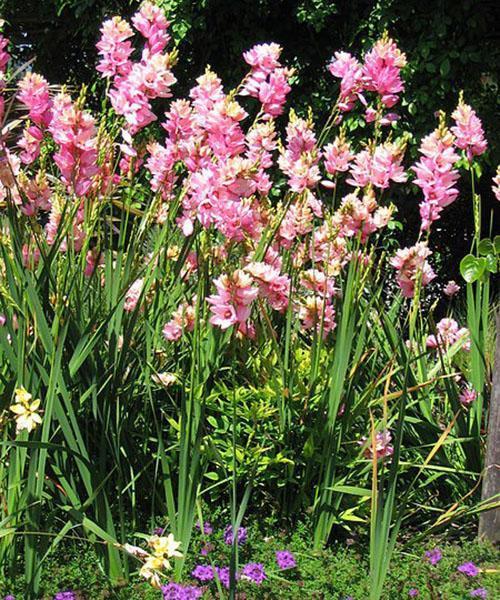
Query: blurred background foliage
[[1, 0, 499, 278]]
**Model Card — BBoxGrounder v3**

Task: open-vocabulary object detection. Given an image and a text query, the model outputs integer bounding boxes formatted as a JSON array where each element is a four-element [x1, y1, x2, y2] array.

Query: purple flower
[[223, 524, 247, 545], [458, 562, 480, 577], [424, 547, 442, 565], [196, 521, 213, 535], [275, 550, 296, 570], [161, 582, 203, 600], [200, 542, 214, 556], [4, 596, 15, 600], [54, 593, 77, 600], [241, 562, 267, 585], [409, 589, 419, 597], [215, 566, 230, 589], [191, 564, 214, 582], [470, 589, 488, 599]]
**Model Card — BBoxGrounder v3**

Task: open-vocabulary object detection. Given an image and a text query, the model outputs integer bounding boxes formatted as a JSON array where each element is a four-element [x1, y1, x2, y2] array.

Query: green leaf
[[440, 58, 450, 76], [485, 254, 498, 273], [494, 236, 500, 253], [460, 255, 485, 283], [478, 239, 494, 255]]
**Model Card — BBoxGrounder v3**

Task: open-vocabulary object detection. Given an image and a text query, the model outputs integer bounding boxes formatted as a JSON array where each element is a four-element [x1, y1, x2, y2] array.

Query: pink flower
[[347, 142, 407, 189], [327, 51, 363, 112], [207, 270, 258, 330], [240, 43, 292, 119], [278, 115, 320, 192], [48, 93, 99, 196], [132, 1, 171, 56], [145, 141, 177, 199], [124, 278, 144, 312], [362, 37, 407, 107], [426, 318, 470, 351], [298, 296, 336, 337], [18, 170, 52, 216], [0, 34, 9, 74], [243, 43, 282, 73], [412, 127, 460, 231], [17, 72, 52, 127], [451, 98, 487, 161], [244, 261, 290, 312], [323, 135, 353, 175], [459, 386, 477, 406], [358, 429, 394, 460], [163, 299, 196, 341], [96, 16, 134, 78], [18, 125, 43, 164], [443, 280, 460, 297], [390, 242, 436, 298]]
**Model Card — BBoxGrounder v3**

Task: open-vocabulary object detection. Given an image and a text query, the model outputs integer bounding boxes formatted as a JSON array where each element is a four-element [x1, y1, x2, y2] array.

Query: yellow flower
[[149, 533, 182, 559], [10, 387, 42, 433]]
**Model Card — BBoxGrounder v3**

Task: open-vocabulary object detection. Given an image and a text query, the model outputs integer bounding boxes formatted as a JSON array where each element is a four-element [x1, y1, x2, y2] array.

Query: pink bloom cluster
[[426, 318, 470, 352], [333, 191, 392, 242], [278, 114, 320, 193], [412, 127, 460, 231], [362, 38, 407, 108], [323, 134, 353, 176], [328, 52, 363, 113], [443, 280, 460, 297], [48, 93, 99, 197], [451, 98, 487, 161], [207, 270, 259, 333], [0, 32, 9, 121], [244, 262, 290, 313], [240, 43, 293, 119], [359, 429, 394, 460], [347, 142, 407, 189], [163, 298, 197, 341], [459, 385, 477, 406], [97, 2, 176, 134], [328, 36, 406, 116], [390, 242, 436, 298], [144, 69, 276, 239], [124, 278, 145, 312]]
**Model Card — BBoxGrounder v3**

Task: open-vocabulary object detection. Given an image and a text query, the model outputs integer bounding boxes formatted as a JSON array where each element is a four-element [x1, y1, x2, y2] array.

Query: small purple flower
[[215, 566, 230, 589], [191, 564, 215, 582], [224, 525, 247, 545], [409, 589, 419, 597], [241, 562, 267, 585], [54, 593, 77, 600], [161, 582, 203, 600], [200, 541, 214, 556], [424, 547, 442, 565], [196, 520, 213, 535], [470, 589, 488, 599], [153, 526, 164, 535], [458, 562, 480, 577], [4, 596, 15, 600], [275, 550, 296, 570]]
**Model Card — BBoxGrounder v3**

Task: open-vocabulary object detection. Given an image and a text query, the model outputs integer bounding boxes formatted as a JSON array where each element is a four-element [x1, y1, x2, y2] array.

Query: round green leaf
[[478, 239, 494, 255], [460, 254, 486, 283]]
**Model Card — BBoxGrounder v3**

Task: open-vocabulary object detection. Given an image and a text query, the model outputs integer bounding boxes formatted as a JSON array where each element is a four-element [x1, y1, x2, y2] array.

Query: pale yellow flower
[[10, 387, 42, 433], [149, 533, 183, 559]]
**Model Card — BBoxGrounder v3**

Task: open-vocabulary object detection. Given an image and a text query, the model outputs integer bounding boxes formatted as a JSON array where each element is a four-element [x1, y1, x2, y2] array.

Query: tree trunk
[[479, 309, 500, 542]]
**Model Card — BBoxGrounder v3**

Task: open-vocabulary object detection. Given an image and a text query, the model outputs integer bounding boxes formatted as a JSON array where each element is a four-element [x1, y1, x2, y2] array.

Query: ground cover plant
[[0, 2, 498, 598]]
